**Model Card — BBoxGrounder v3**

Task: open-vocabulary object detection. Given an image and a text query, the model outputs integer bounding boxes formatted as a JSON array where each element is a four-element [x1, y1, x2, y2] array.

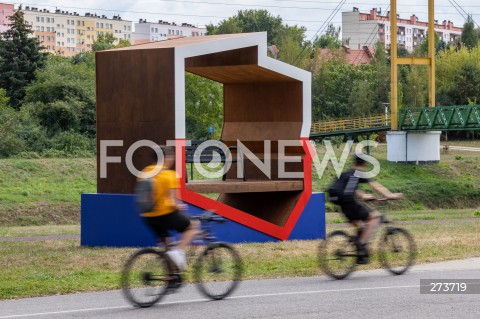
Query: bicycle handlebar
[[192, 210, 227, 224]]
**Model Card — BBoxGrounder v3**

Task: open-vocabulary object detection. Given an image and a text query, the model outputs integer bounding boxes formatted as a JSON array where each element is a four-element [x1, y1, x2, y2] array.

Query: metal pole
[[428, 0, 436, 107], [390, 0, 398, 130]]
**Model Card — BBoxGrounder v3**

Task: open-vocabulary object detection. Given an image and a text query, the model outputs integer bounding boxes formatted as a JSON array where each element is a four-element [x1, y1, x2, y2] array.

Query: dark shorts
[[143, 210, 191, 238], [339, 201, 371, 222]]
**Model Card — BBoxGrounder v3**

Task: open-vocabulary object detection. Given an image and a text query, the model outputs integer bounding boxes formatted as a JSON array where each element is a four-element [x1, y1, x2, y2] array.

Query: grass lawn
[[0, 158, 95, 226], [0, 225, 79, 238], [1, 219, 479, 300]]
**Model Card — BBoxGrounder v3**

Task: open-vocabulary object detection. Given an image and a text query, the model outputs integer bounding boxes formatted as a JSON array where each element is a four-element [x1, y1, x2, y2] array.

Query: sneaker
[[355, 242, 370, 265], [166, 274, 183, 293], [166, 249, 187, 271], [356, 255, 370, 265]]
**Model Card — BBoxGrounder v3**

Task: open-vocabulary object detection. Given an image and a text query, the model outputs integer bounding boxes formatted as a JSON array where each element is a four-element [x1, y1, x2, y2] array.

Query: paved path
[[0, 258, 478, 319]]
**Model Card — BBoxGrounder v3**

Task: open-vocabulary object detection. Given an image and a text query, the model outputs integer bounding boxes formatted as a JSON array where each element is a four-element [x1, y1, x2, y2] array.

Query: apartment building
[[0, 3, 14, 33], [22, 6, 132, 57], [133, 19, 206, 44], [342, 8, 463, 52]]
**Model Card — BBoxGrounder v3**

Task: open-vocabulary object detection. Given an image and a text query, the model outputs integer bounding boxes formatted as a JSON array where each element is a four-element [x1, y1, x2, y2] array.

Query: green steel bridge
[[310, 105, 480, 138]]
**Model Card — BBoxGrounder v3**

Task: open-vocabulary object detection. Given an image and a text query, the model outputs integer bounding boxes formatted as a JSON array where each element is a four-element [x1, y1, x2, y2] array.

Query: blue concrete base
[[81, 193, 325, 247]]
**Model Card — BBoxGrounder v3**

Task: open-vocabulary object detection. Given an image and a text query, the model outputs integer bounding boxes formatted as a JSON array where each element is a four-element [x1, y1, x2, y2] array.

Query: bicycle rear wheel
[[319, 230, 358, 280], [194, 242, 243, 300], [379, 227, 416, 275], [121, 248, 171, 307]]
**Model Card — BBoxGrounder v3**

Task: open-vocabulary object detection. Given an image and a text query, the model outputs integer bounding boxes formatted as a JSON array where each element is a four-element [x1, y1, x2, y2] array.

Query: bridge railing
[[399, 105, 480, 130], [311, 114, 389, 134], [311, 105, 480, 136]]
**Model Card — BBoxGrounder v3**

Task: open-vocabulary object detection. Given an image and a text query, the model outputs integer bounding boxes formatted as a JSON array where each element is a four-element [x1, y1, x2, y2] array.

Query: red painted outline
[[176, 138, 312, 240]]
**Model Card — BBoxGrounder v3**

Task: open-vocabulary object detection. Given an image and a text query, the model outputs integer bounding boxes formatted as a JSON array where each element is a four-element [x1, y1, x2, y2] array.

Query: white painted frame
[[173, 32, 312, 139]]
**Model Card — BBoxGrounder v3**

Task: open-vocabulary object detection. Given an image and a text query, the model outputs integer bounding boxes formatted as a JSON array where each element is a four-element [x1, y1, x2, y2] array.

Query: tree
[[311, 56, 360, 120], [92, 33, 116, 51], [275, 25, 311, 67], [314, 24, 342, 49], [0, 7, 47, 109], [461, 15, 478, 50], [185, 73, 223, 140], [452, 60, 480, 104], [207, 10, 283, 45], [403, 66, 428, 107], [23, 55, 96, 136], [0, 88, 8, 108]]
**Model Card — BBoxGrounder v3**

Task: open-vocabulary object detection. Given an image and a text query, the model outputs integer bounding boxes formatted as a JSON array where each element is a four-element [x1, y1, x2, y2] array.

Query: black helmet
[[354, 154, 366, 165]]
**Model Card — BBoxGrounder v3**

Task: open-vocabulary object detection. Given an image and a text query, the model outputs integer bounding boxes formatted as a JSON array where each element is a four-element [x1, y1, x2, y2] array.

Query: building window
[[67, 20, 70, 25], [41, 36, 44, 41], [96, 22, 99, 28], [41, 17, 44, 22], [41, 26, 44, 31], [87, 35, 90, 39], [36, 26, 40, 31], [67, 38, 70, 43], [77, 21, 81, 26], [128, 26, 131, 31], [47, 27, 50, 32], [36, 17, 40, 22], [52, 18, 54, 23], [128, 34, 130, 39], [100, 23, 104, 28], [47, 36, 50, 41], [47, 18, 50, 23], [82, 21, 85, 26], [176, 30, 179, 35]]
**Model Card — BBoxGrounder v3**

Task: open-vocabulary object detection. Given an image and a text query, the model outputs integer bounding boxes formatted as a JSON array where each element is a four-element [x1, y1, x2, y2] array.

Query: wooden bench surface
[[185, 179, 303, 193]]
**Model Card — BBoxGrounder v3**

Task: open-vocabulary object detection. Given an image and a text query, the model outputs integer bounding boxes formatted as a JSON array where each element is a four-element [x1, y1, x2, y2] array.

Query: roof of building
[[318, 45, 374, 65]]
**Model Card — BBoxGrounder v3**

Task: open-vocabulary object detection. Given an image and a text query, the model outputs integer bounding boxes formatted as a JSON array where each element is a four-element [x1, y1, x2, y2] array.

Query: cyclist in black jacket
[[330, 155, 403, 264]]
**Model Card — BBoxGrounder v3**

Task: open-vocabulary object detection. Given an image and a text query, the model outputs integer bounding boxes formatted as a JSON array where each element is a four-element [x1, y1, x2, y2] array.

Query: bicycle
[[319, 198, 416, 280], [121, 210, 243, 308]]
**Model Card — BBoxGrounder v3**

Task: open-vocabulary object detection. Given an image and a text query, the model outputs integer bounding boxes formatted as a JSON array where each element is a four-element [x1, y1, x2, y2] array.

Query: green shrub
[[474, 210, 480, 217], [50, 131, 94, 153]]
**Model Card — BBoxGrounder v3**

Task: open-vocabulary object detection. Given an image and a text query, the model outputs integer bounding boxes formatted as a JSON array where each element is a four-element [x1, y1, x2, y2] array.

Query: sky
[[7, 0, 480, 40]]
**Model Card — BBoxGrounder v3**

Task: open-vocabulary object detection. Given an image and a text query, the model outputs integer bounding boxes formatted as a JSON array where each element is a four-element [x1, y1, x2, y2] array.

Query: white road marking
[[0, 284, 420, 318]]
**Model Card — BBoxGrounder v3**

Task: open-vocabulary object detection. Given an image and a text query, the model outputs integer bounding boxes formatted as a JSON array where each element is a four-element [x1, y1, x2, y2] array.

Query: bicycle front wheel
[[193, 242, 243, 300], [379, 227, 416, 275], [121, 248, 171, 308], [319, 230, 358, 280]]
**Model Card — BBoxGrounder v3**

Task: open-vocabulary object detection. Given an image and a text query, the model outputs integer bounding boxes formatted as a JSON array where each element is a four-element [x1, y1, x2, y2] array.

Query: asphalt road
[[1, 258, 479, 319]]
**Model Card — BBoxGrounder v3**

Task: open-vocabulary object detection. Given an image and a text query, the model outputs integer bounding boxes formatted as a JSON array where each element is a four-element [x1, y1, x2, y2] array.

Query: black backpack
[[327, 178, 346, 204], [134, 177, 156, 214]]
